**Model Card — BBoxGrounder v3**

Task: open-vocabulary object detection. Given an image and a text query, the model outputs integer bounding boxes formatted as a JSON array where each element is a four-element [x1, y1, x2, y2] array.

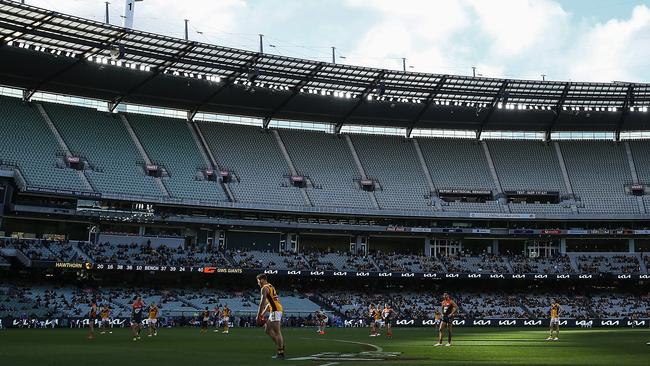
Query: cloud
[[25, 0, 246, 40], [566, 5, 650, 82], [342, 0, 572, 77], [16, 0, 650, 82], [467, 0, 570, 57]]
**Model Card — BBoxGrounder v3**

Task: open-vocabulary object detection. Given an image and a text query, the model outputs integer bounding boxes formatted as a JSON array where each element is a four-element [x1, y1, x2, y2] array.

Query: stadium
[[0, 0, 649, 365]]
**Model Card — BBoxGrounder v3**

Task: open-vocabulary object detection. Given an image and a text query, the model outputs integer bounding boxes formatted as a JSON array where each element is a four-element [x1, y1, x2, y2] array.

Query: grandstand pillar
[[491, 239, 499, 255], [628, 239, 635, 253], [560, 238, 567, 254], [281, 233, 299, 253], [215, 230, 225, 251], [424, 237, 432, 257], [138, 226, 145, 236], [351, 235, 368, 255]]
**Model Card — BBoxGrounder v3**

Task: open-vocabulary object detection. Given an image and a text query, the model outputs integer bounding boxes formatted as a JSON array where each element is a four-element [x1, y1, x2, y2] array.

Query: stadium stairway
[[412, 138, 441, 210], [368, 255, 381, 271], [623, 141, 647, 214], [568, 255, 580, 272], [271, 129, 313, 207], [34, 103, 95, 193], [480, 141, 509, 213], [186, 120, 236, 202], [0, 248, 31, 267], [343, 135, 380, 209], [119, 114, 171, 198], [503, 258, 515, 273], [71, 242, 93, 263], [634, 253, 648, 273]]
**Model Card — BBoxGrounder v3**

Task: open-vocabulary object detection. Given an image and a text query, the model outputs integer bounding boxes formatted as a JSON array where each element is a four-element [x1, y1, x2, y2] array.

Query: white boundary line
[[288, 337, 388, 362]]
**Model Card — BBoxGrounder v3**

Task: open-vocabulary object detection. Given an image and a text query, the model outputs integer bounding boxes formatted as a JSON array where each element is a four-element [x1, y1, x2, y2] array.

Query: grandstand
[[2, 96, 650, 215], [0, 1, 650, 346]]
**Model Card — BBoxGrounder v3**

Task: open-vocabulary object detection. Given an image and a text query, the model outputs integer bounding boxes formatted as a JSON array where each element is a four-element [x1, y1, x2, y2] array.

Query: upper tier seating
[[197, 122, 304, 207], [0, 97, 87, 191], [280, 130, 374, 209], [43, 103, 161, 198], [351, 134, 431, 210], [127, 114, 228, 202], [560, 141, 637, 213]]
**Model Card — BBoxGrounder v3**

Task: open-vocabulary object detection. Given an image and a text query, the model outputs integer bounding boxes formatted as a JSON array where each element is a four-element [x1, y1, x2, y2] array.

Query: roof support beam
[[615, 84, 634, 141], [334, 70, 386, 134], [406, 76, 447, 138], [476, 80, 508, 139], [263, 62, 325, 124], [109, 42, 197, 112], [22, 30, 130, 102], [544, 82, 571, 142], [0, 11, 57, 44], [187, 53, 261, 121]]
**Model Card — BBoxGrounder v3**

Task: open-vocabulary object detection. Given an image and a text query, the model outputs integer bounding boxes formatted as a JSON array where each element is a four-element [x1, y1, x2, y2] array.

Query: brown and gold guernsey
[[100, 308, 110, 320], [263, 283, 283, 312], [550, 303, 560, 318], [223, 308, 231, 317], [374, 309, 382, 321], [149, 306, 158, 319]]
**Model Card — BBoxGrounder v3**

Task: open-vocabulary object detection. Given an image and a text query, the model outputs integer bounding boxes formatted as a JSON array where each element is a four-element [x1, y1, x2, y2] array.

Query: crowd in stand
[[508, 254, 573, 274], [441, 252, 510, 274], [576, 255, 641, 274], [2, 238, 650, 276], [3, 283, 649, 322]]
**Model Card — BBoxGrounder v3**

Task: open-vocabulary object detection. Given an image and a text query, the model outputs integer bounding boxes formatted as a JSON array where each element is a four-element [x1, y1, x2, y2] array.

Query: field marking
[[288, 337, 400, 362], [307, 337, 383, 352], [319, 363, 340, 366]]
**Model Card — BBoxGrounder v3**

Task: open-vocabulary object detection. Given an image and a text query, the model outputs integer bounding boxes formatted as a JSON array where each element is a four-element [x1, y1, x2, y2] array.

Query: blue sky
[[22, 0, 650, 82]]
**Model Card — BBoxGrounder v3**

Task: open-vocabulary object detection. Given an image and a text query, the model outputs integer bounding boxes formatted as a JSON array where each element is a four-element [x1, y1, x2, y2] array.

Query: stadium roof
[[1, 0, 649, 138]]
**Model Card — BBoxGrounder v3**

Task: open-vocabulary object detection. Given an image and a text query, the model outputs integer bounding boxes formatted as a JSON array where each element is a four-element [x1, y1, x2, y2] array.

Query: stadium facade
[[0, 1, 649, 329]]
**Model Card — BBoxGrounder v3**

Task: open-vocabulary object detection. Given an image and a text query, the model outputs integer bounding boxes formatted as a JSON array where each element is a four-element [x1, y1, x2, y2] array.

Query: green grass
[[0, 327, 648, 365]]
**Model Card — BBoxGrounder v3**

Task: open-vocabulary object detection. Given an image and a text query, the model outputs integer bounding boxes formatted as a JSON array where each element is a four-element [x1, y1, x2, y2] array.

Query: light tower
[[122, 0, 143, 29]]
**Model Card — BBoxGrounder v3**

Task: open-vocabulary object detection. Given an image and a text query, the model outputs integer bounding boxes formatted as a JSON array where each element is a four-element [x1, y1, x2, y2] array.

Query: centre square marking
[[289, 351, 402, 362]]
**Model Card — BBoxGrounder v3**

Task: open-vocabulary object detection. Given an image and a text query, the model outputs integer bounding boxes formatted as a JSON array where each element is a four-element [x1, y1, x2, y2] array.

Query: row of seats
[[321, 290, 649, 319], [2, 96, 650, 214], [3, 239, 648, 275], [0, 285, 320, 318]]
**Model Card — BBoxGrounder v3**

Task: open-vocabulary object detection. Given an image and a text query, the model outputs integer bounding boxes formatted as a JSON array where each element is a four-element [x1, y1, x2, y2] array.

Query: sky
[[18, 0, 650, 82]]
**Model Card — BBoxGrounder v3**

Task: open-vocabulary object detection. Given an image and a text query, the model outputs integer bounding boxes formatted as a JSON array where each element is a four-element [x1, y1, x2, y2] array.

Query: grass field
[[0, 327, 648, 365]]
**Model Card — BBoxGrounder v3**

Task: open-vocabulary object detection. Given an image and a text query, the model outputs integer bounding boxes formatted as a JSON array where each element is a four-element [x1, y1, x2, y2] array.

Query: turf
[[0, 327, 648, 366]]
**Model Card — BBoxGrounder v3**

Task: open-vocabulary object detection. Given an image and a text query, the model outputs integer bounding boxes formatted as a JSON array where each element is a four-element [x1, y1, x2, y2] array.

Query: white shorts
[[321, 317, 329, 323], [148, 318, 157, 325], [222, 317, 229, 323], [550, 318, 560, 326], [268, 311, 282, 322]]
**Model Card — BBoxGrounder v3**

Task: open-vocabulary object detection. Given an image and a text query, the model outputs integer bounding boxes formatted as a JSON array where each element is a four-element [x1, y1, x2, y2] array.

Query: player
[[382, 304, 395, 338], [212, 305, 221, 333], [212, 305, 222, 333], [200, 307, 210, 334], [373, 304, 383, 336], [315, 308, 328, 335], [435, 292, 458, 347], [547, 300, 561, 341], [433, 309, 442, 328], [131, 296, 145, 341], [222, 305, 231, 334], [368, 304, 378, 337], [87, 300, 97, 340], [99, 304, 112, 334], [148, 303, 159, 337], [256, 274, 285, 360]]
